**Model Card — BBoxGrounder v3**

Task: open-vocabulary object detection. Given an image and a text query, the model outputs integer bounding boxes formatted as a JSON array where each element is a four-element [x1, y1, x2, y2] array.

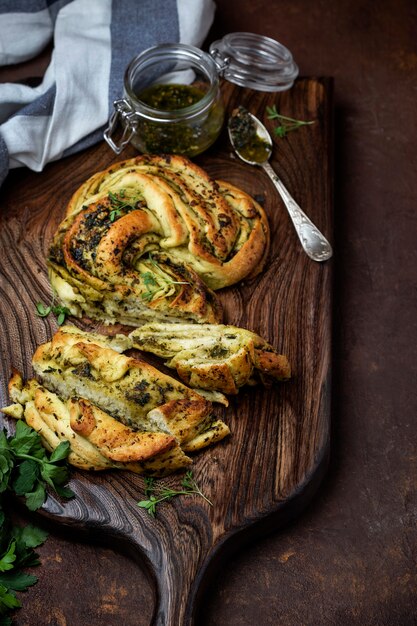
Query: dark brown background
[[1, 0, 416, 624]]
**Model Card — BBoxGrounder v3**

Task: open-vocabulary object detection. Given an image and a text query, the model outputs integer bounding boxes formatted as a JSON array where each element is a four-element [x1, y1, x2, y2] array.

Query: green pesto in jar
[[138, 83, 205, 110], [130, 83, 224, 157]]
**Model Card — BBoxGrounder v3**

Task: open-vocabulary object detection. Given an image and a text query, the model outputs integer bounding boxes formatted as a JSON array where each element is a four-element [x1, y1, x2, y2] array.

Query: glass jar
[[104, 33, 298, 157]]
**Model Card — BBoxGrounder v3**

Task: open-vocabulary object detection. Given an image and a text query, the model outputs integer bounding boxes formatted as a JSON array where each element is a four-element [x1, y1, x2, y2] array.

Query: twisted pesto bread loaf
[[1, 326, 230, 476], [48, 155, 269, 326]]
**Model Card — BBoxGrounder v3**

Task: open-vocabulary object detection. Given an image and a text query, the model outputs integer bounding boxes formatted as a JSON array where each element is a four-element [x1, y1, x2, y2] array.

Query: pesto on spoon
[[228, 106, 332, 262]]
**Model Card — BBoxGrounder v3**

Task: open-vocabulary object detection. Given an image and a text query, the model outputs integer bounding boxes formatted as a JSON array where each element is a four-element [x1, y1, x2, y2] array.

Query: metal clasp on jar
[[104, 99, 138, 155], [209, 48, 230, 74]]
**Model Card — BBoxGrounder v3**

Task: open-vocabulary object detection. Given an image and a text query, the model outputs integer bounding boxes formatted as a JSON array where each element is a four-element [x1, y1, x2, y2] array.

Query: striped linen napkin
[[0, 0, 215, 186]]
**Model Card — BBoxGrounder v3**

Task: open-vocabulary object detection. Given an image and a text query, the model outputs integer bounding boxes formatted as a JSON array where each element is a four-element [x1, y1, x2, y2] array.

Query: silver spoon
[[228, 107, 333, 262]]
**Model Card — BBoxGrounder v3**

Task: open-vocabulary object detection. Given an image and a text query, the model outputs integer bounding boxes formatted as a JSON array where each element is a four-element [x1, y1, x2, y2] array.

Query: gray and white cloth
[[0, 0, 215, 186]]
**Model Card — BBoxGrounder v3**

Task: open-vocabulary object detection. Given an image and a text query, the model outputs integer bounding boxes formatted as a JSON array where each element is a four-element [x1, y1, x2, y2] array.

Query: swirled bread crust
[[48, 155, 269, 326], [31, 327, 229, 454], [129, 323, 291, 395]]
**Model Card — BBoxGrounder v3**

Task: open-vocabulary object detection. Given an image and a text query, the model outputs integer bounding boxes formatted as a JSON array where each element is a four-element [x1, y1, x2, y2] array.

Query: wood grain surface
[[0, 78, 333, 625]]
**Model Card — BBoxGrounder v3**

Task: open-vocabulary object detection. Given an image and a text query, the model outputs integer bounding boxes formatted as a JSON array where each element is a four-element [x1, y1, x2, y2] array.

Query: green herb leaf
[[24, 482, 46, 512], [0, 544, 16, 573], [0, 571, 37, 592], [35, 302, 51, 317], [0, 584, 21, 612], [138, 495, 157, 517], [10, 543, 40, 571], [139, 259, 190, 303], [40, 463, 69, 490], [109, 209, 122, 222], [53, 484, 75, 499], [12, 460, 38, 496], [9, 421, 39, 456], [141, 271, 158, 287], [49, 441, 71, 463], [108, 189, 140, 219], [0, 437, 13, 495], [144, 476, 155, 497], [11, 525, 48, 550], [181, 471, 212, 505], [35, 299, 70, 325], [51, 305, 70, 326], [275, 125, 287, 137], [0, 421, 73, 622]]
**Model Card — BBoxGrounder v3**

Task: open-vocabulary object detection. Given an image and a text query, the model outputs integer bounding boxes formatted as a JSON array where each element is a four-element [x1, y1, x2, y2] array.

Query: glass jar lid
[[209, 32, 298, 92]]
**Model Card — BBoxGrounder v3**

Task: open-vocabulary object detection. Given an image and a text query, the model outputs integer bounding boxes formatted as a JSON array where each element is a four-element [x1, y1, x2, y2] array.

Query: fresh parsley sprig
[[0, 421, 74, 511], [0, 519, 48, 623], [35, 301, 70, 326], [0, 421, 74, 622], [266, 104, 315, 138], [138, 471, 212, 517], [140, 271, 159, 302], [143, 476, 155, 498]]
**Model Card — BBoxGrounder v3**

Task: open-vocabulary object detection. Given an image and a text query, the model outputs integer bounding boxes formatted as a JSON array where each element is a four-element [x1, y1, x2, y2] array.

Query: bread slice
[[129, 323, 291, 395], [31, 326, 230, 451], [2, 370, 190, 476]]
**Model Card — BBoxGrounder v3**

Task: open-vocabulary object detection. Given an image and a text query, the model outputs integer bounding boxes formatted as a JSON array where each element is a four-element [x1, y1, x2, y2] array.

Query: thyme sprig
[[140, 254, 189, 302], [138, 471, 212, 517], [266, 105, 315, 137]]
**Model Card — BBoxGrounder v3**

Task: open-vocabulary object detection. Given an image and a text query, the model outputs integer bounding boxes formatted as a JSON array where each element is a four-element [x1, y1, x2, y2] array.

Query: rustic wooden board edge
[[189, 440, 330, 624]]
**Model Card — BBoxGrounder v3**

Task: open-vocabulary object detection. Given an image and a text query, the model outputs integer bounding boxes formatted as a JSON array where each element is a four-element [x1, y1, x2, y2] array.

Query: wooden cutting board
[[0, 78, 333, 626]]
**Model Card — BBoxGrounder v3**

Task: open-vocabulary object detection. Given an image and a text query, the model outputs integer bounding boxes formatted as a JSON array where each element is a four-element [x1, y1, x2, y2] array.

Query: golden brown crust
[[253, 350, 292, 381], [30, 326, 230, 459], [148, 397, 213, 446], [2, 372, 192, 475], [68, 398, 177, 462], [8, 367, 23, 395], [129, 322, 291, 394], [48, 155, 269, 326]]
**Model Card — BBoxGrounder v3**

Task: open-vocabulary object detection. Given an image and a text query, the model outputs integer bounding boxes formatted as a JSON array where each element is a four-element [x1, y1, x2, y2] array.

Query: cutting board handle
[[40, 478, 215, 626], [38, 439, 330, 626]]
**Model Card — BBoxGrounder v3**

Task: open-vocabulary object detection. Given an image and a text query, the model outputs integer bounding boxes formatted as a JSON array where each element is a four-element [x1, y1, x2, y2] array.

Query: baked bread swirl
[[2, 370, 191, 476], [31, 326, 230, 452], [129, 323, 291, 395], [48, 155, 269, 326]]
